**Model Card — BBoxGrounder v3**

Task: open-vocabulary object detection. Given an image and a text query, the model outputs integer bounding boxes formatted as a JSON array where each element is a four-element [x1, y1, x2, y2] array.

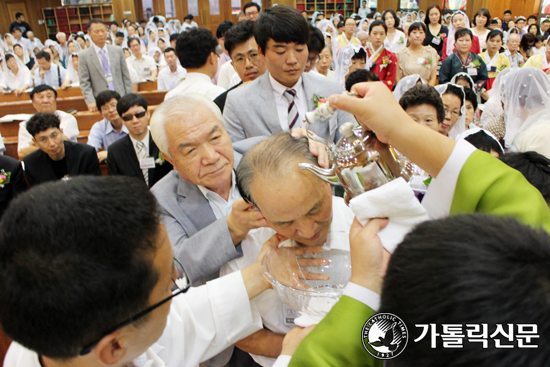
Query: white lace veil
[[450, 72, 474, 89], [334, 44, 368, 91], [393, 74, 426, 101], [435, 83, 467, 139], [66, 53, 79, 85], [502, 67, 550, 148], [446, 11, 470, 58], [1, 52, 30, 90]]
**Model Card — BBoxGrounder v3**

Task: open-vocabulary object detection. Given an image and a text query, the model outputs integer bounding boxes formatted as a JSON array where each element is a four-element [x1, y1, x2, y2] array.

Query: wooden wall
[[0, 0, 62, 44], [466, 0, 541, 20]]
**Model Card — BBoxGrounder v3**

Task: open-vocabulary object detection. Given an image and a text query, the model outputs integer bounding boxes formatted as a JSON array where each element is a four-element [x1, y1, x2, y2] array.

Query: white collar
[[197, 170, 236, 201], [268, 72, 303, 100], [129, 129, 150, 151], [184, 72, 212, 82], [93, 42, 108, 56], [484, 51, 499, 66]]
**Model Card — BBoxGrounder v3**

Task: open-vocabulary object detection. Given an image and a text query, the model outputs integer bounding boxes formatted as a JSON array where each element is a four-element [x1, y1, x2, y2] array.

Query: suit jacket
[[150, 152, 243, 285], [223, 72, 354, 145], [23, 141, 101, 186], [107, 134, 173, 188], [79, 44, 133, 105], [0, 155, 26, 220]]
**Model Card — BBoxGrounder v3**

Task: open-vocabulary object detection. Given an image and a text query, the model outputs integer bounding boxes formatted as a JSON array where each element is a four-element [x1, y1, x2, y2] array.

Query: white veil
[[65, 53, 79, 85], [435, 83, 467, 139], [3, 34, 16, 52], [502, 67, 550, 148], [450, 72, 474, 88], [446, 11, 471, 58], [13, 43, 30, 65], [478, 68, 513, 127], [393, 74, 426, 101], [1, 52, 31, 90], [334, 44, 369, 91]]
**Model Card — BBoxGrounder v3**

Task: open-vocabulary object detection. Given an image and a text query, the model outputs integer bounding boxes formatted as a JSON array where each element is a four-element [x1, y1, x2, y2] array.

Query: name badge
[[467, 68, 478, 76], [105, 74, 114, 83], [140, 157, 155, 169], [282, 304, 299, 327], [489, 66, 497, 73], [409, 175, 430, 193], [432, 37, 441, 45], [417, 57, 424, 65]]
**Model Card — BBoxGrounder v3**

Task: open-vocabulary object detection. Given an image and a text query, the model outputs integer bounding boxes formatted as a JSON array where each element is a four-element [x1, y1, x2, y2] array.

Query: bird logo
[[361, 313, 408, 359]]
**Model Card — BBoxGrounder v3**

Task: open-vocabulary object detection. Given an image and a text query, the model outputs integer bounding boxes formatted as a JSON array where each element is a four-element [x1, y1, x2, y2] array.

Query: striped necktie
[[284, 88, 299, 129], [136, 140, 149, 186]]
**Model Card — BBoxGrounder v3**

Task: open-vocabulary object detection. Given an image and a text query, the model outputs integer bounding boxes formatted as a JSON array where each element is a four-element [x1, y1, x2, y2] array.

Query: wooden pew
[[0, 87, 83, 103], [137, 80, 158, 91], [0, 91, 166, 116]]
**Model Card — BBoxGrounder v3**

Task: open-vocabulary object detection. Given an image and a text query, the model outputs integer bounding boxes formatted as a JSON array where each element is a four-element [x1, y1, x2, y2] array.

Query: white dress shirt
[[197, 171, 240, 219], [129, 130, 150, 158], [384, 30, 406, 54], [92, 42, 111, 74], [220, 196, 354, 367], [18, 110, 79, 151], [128, 54, 157, 79], [0, 66, 32, 90], [213, 52, 231, 85], [216, 60, 238, 90], [3, 271, 270, 367], [164, 72, 226, 101], [157, 64, 187, 91], [269, 73, 308, 131]]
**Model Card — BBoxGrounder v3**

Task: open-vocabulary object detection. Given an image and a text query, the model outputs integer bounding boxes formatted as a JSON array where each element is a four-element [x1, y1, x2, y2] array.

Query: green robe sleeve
[[450, 150, 550, 233], [289, 296, 382, 367]]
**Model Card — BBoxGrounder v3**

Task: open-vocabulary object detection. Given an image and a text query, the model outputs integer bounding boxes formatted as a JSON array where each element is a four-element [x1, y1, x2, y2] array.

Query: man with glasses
[[107, 93, 173, 187], [79, 19, 133, 112], [18, 85, 80, 160], [504, 33, 524, 68], [87, 90, 129, 163], [1, 176, 312, 367], [337, 17, 360, 49], [214, 20, 267, 112], [23, 112, 101, 186], [243, 2, 261, 21]]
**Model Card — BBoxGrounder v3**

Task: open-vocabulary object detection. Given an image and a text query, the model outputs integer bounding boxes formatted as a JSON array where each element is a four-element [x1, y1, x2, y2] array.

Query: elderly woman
[[316, 43, 334, 78], [396, 22, 438, 85], [435, 83, 467, 139], [0, 53, 32, 96]]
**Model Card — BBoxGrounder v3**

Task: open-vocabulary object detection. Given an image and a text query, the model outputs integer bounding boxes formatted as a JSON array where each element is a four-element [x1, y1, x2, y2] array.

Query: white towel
[[349, 177, 430, 253]]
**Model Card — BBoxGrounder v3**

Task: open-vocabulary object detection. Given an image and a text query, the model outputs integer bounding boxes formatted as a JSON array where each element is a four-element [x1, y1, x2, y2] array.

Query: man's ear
[[94, 329, 131, 366], [162, 152, 174, 166]]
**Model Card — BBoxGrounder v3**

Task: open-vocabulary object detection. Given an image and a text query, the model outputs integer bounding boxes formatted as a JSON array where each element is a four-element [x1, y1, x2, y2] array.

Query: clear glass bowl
[[261, 247, 352, 317]]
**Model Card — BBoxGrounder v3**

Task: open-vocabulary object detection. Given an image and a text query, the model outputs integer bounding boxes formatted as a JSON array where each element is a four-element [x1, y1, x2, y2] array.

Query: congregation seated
[[23, 112, 100, 185]]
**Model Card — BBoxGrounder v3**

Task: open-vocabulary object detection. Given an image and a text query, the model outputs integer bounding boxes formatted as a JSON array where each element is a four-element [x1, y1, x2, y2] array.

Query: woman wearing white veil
[[13, 43, 34, 72], [174, 20, 182, 33], [3, 34, 17, 53], [435, 83, 467, 139], [67, 39, 82, 54], [165, 20, 176, 35], [478, 68, 513, 127], [146, 27, 158, 50], [0, 53, 32, 96], [499, 68, 550, 158], [311, 12, 321, 25], [334, 44, 369, 91], [356, 18, 369, 36], [61, 53, 80, 89], [317, 20, 339, 54], [442, 11, 480, 61], [393, 74, 426, 100]]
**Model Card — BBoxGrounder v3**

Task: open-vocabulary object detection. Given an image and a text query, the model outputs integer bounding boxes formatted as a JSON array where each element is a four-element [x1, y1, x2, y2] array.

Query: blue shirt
[[87, 118, 129, 152], [34, 63, 66, 88]]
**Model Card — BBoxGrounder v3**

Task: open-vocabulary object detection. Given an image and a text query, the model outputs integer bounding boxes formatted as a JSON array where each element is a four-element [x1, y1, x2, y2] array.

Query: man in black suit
[[0, 155, 26, 220], [107, 93, 172, 187], [23, 113, 101, 186]]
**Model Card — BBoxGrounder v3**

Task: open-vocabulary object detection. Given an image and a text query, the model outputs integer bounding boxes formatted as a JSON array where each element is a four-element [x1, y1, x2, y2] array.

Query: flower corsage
[[155, 151, 166, 165], [380, 56, 392, 70], [0, 169, 11, 188]]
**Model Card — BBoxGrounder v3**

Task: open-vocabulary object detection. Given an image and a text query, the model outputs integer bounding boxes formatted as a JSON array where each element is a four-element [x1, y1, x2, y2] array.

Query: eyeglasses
[[79, 258, 190, 355], [246, 10, 259, 16], [121, 110, 147, 121], [100, 102, 117, 112], [444, 107, 461, 117], [233, 52, 260, 66]]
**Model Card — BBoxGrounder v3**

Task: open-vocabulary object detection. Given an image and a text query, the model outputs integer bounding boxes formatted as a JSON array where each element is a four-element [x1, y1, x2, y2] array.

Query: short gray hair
[[356, 30, 368, 38], [236, 132, 319, 206], [150, 93, 223, 159]]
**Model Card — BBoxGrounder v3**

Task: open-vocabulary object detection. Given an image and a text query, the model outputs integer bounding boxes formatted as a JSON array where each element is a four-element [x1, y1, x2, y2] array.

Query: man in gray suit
[[79, 19, 133, 112], [224, 6, 353, 145], [149, 93, 268, 286]]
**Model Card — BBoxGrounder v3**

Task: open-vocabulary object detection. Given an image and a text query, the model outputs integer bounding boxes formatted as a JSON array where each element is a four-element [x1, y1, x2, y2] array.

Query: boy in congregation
[[23, 112, 101, 186], [223, 5, 352, 145]]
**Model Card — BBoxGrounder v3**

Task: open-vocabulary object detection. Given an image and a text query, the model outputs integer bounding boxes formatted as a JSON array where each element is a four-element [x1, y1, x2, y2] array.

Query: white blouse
[[384, 29, 407, 54], [0, 66, 32, 91]]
